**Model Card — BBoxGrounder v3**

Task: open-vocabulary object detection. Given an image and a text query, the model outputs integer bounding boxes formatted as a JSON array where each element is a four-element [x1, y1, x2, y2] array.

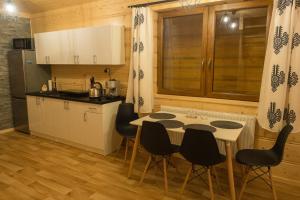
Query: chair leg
[[124, 138, 129, 161], [180, 165, 193, 194], [207, 167, 215, 200], [140, 155, 152, 184], [170, 156, 180, 173], [269, 167, 278, 200], [238, 168, 251, 200], [163, 158, 168, 192], [212, 166, 222, 192]]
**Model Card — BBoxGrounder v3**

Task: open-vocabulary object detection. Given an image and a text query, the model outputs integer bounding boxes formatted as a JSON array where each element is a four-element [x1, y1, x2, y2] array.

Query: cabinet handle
[[48, 56, 50, 64], [36, 97, 40, 105], [77, 56, 80, 64], [93, 55, 97, 64], [74, 56, 77, 64], [45, 56, 47, 64]]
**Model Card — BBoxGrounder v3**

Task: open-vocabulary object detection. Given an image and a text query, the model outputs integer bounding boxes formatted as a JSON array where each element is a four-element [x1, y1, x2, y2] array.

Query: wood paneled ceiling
[[0, 0, 257, 14], [0, 0, 103, 13]]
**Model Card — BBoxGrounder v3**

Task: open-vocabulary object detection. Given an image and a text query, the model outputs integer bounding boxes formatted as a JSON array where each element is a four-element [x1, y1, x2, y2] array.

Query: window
[[157, 1, 271, 101]]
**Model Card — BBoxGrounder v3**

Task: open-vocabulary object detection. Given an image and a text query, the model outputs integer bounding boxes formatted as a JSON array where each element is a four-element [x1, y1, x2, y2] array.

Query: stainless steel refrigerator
[[8, 50, 51, 133]]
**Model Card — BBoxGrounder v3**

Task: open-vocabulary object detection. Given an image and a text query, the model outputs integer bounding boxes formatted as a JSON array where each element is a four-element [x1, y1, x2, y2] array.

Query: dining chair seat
[[116, 123, 137, 138], [236, 149, 279, 167]]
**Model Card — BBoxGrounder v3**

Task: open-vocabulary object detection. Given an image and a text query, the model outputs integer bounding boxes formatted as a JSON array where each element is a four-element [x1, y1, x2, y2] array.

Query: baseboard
[[0, 128, 15, 134]]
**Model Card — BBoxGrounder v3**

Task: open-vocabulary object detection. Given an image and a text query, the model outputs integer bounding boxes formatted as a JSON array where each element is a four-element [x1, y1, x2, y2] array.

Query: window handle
[[201, 59, 205, 72], [208, 58, 212, 70]]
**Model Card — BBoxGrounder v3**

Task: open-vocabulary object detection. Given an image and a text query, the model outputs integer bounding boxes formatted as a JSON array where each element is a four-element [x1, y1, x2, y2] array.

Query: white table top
[[130, 111, 246, 142]]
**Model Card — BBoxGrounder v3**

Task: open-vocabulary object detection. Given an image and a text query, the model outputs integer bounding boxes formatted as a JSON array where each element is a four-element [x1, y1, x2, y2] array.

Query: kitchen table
[[127, 111, 246, 200]]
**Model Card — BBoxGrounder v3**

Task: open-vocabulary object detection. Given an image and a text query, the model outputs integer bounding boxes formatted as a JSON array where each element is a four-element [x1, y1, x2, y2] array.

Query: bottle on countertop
[[48, 80, 53, 91]]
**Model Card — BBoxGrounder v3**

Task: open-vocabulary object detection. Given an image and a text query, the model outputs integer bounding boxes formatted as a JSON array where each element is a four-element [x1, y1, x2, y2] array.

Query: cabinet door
[[34, 32, 60, 64], [68, 102, 104, 150], [27, 96, 43, 133], [72, 28, 94, 65], [94, 26, 112, 65], [40, 98, 69, 139], [67, 102, 87, 144], [57, 30, 74, 64], [110, 26, 125, 65], [82, 111, 103, 149], [94, 25, 125, 65], [34, 33, 47, 64], [40, 98, 57, 136]]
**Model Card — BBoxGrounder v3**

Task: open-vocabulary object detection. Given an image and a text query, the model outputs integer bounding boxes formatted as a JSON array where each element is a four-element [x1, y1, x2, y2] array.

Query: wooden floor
[[0, 132, 299, 200]]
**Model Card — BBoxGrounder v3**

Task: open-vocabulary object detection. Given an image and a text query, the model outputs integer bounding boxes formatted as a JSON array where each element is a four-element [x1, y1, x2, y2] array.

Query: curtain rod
[[128, 0, 177, 8]]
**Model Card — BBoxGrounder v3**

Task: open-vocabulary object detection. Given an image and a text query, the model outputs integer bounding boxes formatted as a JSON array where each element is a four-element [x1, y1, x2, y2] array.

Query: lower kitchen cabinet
[[26, 96, 122, 155]]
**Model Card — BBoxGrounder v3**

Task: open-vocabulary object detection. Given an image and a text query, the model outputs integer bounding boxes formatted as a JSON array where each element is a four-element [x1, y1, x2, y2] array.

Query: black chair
[[180, 129, 226, 199], [236, 125, 293, 200], [115, 103, 139, 161], [139, 121, 179, 192]]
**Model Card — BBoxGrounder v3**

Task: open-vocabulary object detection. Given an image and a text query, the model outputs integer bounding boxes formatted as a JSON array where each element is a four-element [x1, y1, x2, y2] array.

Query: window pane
[[162, 14, 203, 92], [213, 7, 268, 96]]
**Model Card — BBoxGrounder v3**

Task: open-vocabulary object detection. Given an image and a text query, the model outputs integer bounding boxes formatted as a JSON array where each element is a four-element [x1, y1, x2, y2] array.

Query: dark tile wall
[[0, 16, 31, 130]]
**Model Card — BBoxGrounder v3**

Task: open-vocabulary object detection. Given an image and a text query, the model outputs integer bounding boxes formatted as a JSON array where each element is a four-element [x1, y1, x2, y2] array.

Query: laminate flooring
[[0, 132, 299, 200]]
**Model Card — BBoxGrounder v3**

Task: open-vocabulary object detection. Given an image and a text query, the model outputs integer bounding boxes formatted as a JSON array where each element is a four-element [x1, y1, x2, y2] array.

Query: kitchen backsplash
[[0, 16, 31, 130], [51, 65, 129, 96]]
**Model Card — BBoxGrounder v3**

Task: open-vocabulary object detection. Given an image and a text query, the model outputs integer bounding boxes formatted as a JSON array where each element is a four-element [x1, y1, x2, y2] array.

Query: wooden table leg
[[128, 126, 141, 178], [225, 141, 236, 200]]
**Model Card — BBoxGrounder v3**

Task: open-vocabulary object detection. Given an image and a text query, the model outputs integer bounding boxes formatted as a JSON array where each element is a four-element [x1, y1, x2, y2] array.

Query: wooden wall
[[30, 0, 300, 186]]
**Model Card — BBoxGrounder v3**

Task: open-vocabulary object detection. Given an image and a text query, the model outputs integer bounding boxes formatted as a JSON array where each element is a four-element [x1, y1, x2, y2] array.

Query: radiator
[[161, 106, 256, 155]]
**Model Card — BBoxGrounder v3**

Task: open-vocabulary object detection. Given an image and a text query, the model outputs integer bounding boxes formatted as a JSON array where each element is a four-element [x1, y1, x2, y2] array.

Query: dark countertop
[[26, 91, 125, 105]]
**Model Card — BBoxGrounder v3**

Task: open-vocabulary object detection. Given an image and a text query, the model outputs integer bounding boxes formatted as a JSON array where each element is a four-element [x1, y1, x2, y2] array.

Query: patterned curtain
[[126, 7, 154, 113], [258, 0, 300, 133]]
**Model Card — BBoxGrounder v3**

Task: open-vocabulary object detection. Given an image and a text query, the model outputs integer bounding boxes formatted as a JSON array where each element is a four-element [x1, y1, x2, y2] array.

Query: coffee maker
[[104, 68, 120, 96], [106, 79, 120, 96]]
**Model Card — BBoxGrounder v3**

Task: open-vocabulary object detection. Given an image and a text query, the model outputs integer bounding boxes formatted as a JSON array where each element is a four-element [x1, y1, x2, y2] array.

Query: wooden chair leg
[[170, 156, 180, 173], [140, 155, 152, 184], [124, 138, 129, 161], [212, 166, 222, 192], [207, 167, 215, 200], [180, 165, 193, 194], [117, 137, 124, 154], [269, 167, 278, 200], [238, 168, 251, 200], [163, 158, 168, 192]]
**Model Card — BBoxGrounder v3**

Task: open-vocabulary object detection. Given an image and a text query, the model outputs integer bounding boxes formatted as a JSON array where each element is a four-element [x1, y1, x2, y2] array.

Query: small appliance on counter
[[106, 79, 120, 97], [104, 68, 120, 97], [89, 76, 103, 99]]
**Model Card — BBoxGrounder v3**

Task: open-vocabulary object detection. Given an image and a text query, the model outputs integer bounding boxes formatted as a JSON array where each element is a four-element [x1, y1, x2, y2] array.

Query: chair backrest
[[180, 128, 222, 166], [116, 103, 136, 126], [271, 124, 293, 163], [140, 121, 174, 156]]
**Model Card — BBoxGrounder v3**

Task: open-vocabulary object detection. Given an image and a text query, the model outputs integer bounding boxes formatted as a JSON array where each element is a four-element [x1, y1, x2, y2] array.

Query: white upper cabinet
[[35, 31, 60, 64], [34, 25, 125, 65], [94, 25, 125, 65]]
